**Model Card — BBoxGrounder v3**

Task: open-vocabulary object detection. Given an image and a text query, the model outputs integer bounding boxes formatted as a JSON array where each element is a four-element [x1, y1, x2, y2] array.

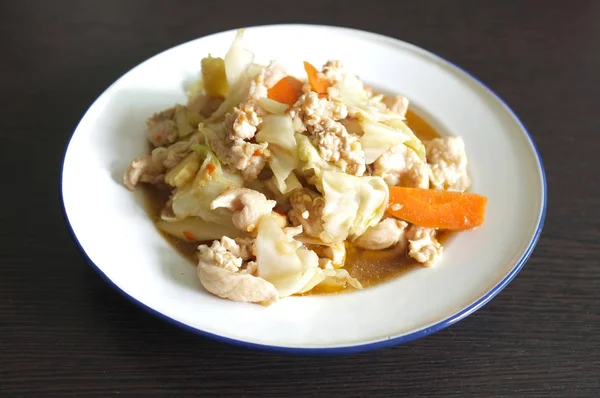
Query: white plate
[[61, 25, 546, 354]]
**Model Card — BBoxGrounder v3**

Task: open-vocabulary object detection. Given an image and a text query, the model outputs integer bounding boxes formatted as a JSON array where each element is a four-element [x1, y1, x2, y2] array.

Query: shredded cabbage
[[255, 115, 298, 193], [255, 214, 323, 297], [319, 171, 389, 242]]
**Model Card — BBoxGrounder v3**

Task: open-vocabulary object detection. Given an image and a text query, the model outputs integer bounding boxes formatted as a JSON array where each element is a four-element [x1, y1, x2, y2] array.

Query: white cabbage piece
[[257, 97, 289, 114], [328, 73, 374, 112], [329, 74, 425, 160], [207, 29, 257, 121], [295, 133, 340, 188], [321, 268, 363, 290], [224, 28, 255, 89], [263, 173, 302, 209], [360, 119, 422, 164], [170, 144, 243, 225], [384, 118, 426, 160], [319, 171, 389, 243], [157, 217, 245, 241], [254, 214, 323, 297], [256, 115, 298, 193]]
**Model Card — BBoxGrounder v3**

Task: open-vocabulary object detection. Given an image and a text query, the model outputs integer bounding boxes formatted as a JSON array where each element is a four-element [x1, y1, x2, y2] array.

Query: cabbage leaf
[[170, 145, 243, 225], [255, 115, 298, 193], [157, 217, 245, 242], [329, 74, 425, 160], [360, 119, 424, 164], [295, 133, 340, 188], [255, 214, 322, 297], [319, 171, 389, 242]]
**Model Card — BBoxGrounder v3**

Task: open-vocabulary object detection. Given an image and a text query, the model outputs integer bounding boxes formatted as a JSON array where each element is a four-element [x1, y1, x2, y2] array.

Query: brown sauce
[[143, 108, 449, 294]]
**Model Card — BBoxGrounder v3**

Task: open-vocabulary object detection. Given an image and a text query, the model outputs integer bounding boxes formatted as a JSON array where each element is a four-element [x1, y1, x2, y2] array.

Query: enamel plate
[[61, 25, 546, 354]]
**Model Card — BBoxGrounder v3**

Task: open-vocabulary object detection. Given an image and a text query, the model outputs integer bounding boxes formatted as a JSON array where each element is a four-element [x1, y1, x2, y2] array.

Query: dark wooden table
[[2, 0, 599, 396]]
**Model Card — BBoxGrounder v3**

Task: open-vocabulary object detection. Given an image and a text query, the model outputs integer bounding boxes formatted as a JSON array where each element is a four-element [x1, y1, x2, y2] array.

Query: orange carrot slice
[[303, 61, 331, 94], [268, 77, 302, 106], [387, 187, 488, 230]]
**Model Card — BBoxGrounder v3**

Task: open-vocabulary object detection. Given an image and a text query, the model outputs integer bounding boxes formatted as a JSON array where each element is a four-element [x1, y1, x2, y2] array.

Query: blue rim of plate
[[60, 24, 547, 356]]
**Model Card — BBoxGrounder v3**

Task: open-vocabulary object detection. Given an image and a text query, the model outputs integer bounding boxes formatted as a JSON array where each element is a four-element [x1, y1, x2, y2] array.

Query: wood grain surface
[[1, 0, 599, 396]]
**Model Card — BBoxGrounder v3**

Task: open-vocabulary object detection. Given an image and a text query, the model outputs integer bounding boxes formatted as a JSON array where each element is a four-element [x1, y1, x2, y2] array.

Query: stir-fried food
[[124, 29, 487, 305]]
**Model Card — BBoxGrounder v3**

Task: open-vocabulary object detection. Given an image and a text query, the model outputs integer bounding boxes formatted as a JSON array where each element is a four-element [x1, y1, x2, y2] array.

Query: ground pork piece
[[225, 105, 262, 141], [288, 188, 325, 238], [322, 60, 345, 84], [230, 140, 269, 180], [354, 218, 408, 251], [123, 154, 165, 190], [406, 225, 442, 266], [425, 137, 471, 192], [291, 91, 348, 130], [291, 92, 365, 176], [199, 237, 244, 272], [145, 107, 179, 147], [233, 237, 255, 261], [204, 65, 277, 180], [211, 188, 276, 233], [371, 143, 429, 188], [204, 123, 269, 181], [197, 237, 277, 305], [188, 94, 224, 118], [245, 64, 278, 105], [383, 95, 409, 118]]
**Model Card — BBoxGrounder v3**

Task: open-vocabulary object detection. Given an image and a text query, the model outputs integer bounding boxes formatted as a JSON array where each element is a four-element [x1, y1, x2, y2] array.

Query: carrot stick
[[387, 187, 487, 230], [268, 77, 302, 106], [303, 61, 331, 94]]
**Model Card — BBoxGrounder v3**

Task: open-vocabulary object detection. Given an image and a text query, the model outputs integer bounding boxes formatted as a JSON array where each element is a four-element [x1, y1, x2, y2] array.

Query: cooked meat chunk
[[145, 107, 178, 147], [204, 123, 269, 181], [406, 225, 442, 266], [123, 140, 195, 190], [204, 64, 288, 180], [354, 218, 408, 251], [383, 95, 409, 118], [197, 237, 277, 305], [211, 188, 276, 232], [291, 92, 365, 176], [425, 137, 470, 192], [288, 188, 325, 238], [225, 105, 262, 141], [371, 143, 429, 188], [322, 60, 345, 84], [123, 154, 165, 190]]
